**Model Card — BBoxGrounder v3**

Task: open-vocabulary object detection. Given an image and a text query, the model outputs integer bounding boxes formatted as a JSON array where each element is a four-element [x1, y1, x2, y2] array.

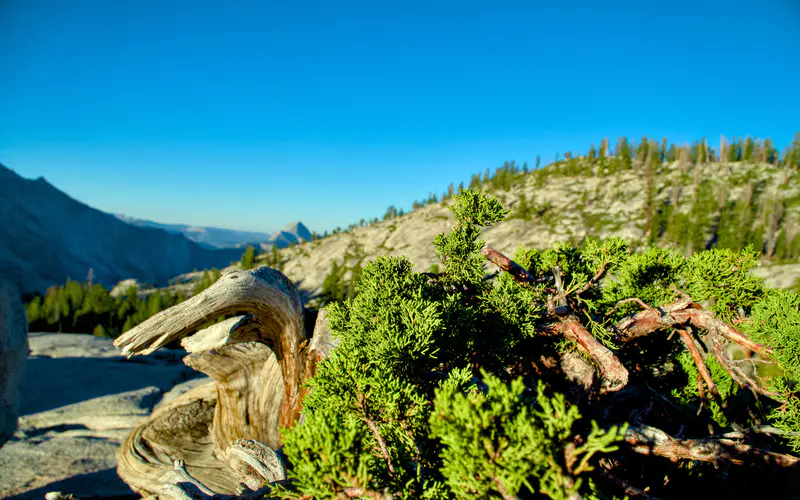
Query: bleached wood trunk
[[113, 267, 332, 495], [0, 278, 28, 448]]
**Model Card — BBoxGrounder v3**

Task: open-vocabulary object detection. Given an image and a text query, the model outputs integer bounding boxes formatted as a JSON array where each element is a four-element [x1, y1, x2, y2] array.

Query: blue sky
[[2, 0, 799, 233]]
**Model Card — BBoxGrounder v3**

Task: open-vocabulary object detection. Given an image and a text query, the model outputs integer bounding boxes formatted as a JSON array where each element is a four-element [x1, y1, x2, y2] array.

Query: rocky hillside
[[258, 156, 800, 301], [0, 164, 246, 295]]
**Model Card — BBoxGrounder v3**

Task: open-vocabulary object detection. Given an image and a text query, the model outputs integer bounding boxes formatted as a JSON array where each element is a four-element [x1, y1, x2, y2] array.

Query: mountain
[[113, 214, 272, 249], [0, 164, 246, 295], [255, 157, 800, 301], [259, 222, 313, 250]]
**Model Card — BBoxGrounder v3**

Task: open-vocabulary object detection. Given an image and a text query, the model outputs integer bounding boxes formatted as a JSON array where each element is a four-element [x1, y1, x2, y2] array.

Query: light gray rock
[[0, 333, 202, 498], [752, 263, 800, 290], [0, 278, 27, 449]]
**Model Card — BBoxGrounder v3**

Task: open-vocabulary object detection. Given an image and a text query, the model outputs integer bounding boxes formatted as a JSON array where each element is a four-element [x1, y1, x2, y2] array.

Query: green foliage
[[318, 240, 368, 305], [278, 188, 799, 498], [193, 268, 221, 295], [433, 189, 508, 287], [683, 246, 764, 322], [513, 192, 533, 220], [263, 245, 284, 271], [670, 351, 737, 426], [240, 245, 257, 270], [744, 291, 800, 450], [320, 260, 347, 304], [321, 133, 800, 258], [601, 246, 684, 308], [26, 279, 188, 338], [25, 268, 225, 337], [431, 373, 625, 499], [276, 409, 377, 499]]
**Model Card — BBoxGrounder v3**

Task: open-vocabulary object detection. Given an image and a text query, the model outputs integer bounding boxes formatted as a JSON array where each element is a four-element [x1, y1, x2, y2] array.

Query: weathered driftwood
[[113, 267, 333, 496], [0, 278, 28, 449], [157, 439, 287, 500]]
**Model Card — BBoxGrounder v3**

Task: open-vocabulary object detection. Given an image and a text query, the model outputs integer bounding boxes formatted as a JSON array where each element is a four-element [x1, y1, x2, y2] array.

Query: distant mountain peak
[[112, 214, 273, 249], [281, 221, 312, 242], [0, 165, 246, 294]]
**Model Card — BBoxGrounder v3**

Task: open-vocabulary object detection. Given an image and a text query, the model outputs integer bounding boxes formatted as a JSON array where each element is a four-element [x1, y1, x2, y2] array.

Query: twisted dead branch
[[113, 267, 333, 495]]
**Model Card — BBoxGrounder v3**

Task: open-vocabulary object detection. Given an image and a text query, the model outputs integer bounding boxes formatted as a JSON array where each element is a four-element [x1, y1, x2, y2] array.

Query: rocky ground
[[0, 334, 208, 499]]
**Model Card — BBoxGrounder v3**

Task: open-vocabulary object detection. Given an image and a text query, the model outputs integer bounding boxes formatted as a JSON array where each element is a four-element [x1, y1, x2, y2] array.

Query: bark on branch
[[576, 261, 609, 297], [556, 317, 629, 394], [624, 425, 800, 468], [482, 246, 536, 286], [613, 303, 772, 358], [675, 327, 719, 399]]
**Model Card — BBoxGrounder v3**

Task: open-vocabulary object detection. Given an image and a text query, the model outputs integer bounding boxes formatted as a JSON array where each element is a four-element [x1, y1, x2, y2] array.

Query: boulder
[[0, 278, 28, 448]]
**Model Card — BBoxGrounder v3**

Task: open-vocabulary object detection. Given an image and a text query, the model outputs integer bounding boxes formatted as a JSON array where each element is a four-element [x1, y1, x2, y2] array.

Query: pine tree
[[743, 136, 756, 162], [320, 260, 347, 304], [616, 137, 631, 168], [720, 135, 728, 163], [728, 138, 741, 162], [240, 245, 257, 270], [515, 193, 530, 220]]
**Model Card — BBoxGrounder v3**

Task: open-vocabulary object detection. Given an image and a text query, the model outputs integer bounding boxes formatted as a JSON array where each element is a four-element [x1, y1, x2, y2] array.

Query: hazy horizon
[[2, 0, 799, 233]]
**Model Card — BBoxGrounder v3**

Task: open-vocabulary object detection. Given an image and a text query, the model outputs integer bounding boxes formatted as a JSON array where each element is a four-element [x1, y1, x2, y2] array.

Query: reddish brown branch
[[613, 306, 670, 341], [624, 426, 799, 468], [482, 246, 535, 286], [613, 301, 773, 359], [485, 247, 629, 393], [493, 476, 521, 500], [343, 487, 390, 499], [559, 318, 629, 394], [696, 373, 706, 403], [681, 308, 773, 357], [364, 416, 395, 475], [576, 261, 609, 296], [300, 488, 389, 500], [606, 298, 657, 317], [356, 394, 395, 475], [302, 487, 392, 499], [676, 328, 719, 398]]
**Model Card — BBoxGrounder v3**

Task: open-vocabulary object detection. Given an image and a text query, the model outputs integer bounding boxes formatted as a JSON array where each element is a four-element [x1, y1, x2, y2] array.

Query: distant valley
[[0, 164, 307, 295]]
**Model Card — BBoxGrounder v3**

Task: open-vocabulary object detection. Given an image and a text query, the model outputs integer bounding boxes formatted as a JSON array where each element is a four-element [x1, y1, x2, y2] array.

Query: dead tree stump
[[113, 267, 332, 496]]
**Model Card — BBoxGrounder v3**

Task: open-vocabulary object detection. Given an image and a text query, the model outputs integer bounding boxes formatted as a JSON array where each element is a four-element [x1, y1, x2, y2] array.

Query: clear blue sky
[[2, 0, 799, 233]]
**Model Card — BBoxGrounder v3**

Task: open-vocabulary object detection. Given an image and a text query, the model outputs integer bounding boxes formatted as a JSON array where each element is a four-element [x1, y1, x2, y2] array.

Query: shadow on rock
[[3, 468, 139, 500], [20, 355, 198, 415]]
